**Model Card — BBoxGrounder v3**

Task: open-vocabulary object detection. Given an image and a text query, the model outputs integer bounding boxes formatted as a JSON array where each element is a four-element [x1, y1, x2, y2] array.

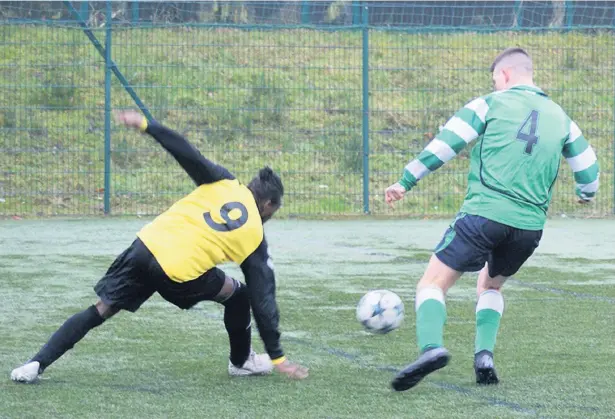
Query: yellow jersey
[[135, 119, 285, 361], [137, 179, 264, 282]]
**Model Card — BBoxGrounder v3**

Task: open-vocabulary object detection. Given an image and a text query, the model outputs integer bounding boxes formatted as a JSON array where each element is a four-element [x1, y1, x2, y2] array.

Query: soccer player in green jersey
[[386, 48, 600, 392]]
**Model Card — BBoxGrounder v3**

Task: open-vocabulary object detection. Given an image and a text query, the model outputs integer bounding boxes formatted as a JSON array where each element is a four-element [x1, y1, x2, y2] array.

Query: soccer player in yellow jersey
[[11, 110, 308, 383]]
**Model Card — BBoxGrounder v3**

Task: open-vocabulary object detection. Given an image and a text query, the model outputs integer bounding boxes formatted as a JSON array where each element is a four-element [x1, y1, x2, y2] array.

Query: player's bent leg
[[11, 300, 117, 384], [473, 225, 541, 386], [474, 268, 506, 385], [392, 214, 499, 392], [391, 256, 461, 392], [12, 240, 156, 383], [476, 265, 507, 296], [474, 267, 506, 385], [414, 214, 497, 356], [215, 276, 273, 377], [156, 268, 272, 377], [417, 254, 464, 295], [216, 276, 253, 370], [415, 255, 462, 352], [95, 299, 121, 319]]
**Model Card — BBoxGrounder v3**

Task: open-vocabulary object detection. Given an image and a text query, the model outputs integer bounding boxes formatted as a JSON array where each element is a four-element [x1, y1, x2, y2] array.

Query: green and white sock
[[415, 287, 446, 353], [475, 290, 504, 354]]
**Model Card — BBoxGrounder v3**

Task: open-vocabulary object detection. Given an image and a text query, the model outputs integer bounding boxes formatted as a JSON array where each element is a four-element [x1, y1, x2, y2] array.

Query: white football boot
[[228, 351, 273, 376], [11, 361, 41, 383]]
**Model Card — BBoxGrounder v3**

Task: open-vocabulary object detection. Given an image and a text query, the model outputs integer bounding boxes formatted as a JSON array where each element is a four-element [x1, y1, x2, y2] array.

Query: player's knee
[[216, 276, 247, 304], [477, 275, 506, 297], [478, 283, 501, 293], [95, 300, 119, 320], [417, 255, 461, 294], [215, 275, 237, 301]]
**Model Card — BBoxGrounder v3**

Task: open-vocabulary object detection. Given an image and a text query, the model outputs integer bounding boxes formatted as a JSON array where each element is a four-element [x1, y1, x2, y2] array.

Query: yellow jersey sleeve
[[136, 179, 264, 282]]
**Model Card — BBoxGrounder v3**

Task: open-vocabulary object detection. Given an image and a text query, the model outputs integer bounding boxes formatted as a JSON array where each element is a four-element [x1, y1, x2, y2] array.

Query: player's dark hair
[[490, 47, 531, 72], [248, 166, 284, 207]]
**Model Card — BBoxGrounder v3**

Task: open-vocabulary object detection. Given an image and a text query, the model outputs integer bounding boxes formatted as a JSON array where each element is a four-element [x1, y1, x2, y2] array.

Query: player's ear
[[256, 198, 269, 214], [502, 68, 511, 84], [259, 199, 278, 223], [263, 199, 276, 212]]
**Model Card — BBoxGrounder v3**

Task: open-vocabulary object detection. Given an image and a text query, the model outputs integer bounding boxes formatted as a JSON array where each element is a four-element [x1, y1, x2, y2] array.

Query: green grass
[[1, 218, 615, 418], [0, 26, 613, 217]]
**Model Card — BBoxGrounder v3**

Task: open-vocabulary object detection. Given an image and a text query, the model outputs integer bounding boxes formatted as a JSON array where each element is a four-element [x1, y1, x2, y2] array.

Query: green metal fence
[[1, 1, 614, 218]]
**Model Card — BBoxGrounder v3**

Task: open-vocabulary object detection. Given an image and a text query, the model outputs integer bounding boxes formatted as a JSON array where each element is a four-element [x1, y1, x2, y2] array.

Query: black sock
[[31, 305, 105, 371], [222, 282, 252, 367]]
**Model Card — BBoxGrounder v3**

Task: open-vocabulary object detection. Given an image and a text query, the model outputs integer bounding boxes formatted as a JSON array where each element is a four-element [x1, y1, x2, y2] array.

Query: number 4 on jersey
[[516, 110, 539, 155]]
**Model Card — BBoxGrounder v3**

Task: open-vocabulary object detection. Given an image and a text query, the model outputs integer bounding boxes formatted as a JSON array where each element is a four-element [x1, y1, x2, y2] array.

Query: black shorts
[[434, 213, 542, 278], [94, 238, 226, 312]]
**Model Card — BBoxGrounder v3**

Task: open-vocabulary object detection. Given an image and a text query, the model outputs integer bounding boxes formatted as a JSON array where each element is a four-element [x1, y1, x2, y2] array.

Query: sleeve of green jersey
[[399, 96, 489, 191], [562, 120, 599, 201]]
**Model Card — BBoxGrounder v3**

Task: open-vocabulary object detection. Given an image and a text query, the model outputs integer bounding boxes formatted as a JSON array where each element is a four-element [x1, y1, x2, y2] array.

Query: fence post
[[361, 3, 370, 214], [64, 1, 153, 120], [352, 1, 361, 25], [79, 1, 88, 21], [514, 0, 523, 29], [565, 0, 574, 29], [301, 1, 310, 24], [104, 0, 112, 214], [131, 1, 139, 25]]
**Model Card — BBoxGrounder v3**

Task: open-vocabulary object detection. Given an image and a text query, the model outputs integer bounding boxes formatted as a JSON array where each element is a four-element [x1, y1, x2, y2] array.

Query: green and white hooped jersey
[[399, 85, 599, 230]]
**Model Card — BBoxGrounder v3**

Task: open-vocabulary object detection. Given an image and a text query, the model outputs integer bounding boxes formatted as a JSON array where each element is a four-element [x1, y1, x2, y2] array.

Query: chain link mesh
[[1, 1, 613, 217]]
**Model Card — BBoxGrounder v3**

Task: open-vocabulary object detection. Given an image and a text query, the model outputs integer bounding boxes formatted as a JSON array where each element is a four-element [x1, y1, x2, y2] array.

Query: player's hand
[[385, 182, 407, 208], [115, 110, 145, 130], [274, 360, 309, 380]]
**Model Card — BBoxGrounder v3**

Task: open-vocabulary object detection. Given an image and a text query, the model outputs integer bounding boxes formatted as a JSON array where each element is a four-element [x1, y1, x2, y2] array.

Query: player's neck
[[507, 79, 536, 89]]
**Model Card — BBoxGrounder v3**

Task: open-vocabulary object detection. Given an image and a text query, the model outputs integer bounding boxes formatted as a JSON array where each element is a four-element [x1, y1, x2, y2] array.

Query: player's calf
[[217, 276, 253, 368], [391, 256, 459, 392], [474, 267, 505, 385], [11, 302, 114, 382], [216, 277, 273, 377], [414, 256, 463, 353]]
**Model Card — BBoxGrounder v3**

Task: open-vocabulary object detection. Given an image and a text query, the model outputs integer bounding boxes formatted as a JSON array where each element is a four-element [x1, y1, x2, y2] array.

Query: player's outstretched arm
[[115, 110, 234, 186], [240, 239, 309, 380], [562, 121, 599, 204], [385, 97, 489, 207]]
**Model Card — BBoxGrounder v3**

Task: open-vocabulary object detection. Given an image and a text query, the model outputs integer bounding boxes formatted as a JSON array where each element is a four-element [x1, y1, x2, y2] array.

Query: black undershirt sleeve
[[240, 238, 284, 361], [145, 121, 234, 185]]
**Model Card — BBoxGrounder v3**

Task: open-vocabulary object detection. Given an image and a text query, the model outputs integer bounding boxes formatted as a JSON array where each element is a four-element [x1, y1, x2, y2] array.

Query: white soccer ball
[[356, 290, 404, 334]]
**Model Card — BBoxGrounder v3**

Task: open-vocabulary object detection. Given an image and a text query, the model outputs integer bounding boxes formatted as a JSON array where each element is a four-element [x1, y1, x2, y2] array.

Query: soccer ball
[[356, 290, 404, 334]]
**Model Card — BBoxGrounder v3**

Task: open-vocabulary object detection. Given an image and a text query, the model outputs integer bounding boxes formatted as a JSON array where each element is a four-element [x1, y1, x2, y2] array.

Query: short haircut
[[248, 166, 284, 206], [490, 47, 533, 73]]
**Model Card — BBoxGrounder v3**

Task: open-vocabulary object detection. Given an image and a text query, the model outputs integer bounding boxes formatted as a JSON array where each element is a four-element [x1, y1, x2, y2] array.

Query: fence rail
[[1, 1, 614, 218]]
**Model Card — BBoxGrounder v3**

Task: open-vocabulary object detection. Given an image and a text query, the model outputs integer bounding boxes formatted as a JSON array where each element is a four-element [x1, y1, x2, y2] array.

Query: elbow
[[576, 180, 599, 202]]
